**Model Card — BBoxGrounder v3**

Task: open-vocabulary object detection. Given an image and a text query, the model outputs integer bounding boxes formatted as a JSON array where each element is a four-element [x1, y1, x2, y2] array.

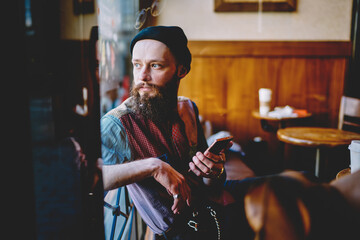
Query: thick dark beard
[[129, 80, 178, 123]]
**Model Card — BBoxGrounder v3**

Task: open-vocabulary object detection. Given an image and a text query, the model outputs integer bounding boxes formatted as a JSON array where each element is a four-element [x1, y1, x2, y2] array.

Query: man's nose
[[139, 66, 151, 82]]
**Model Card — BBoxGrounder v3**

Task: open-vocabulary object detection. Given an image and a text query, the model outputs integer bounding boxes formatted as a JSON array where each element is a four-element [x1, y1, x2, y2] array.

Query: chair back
[[244, 171, 357, 240], [244, 173, 311, 240], [338, 96, 360, 133]]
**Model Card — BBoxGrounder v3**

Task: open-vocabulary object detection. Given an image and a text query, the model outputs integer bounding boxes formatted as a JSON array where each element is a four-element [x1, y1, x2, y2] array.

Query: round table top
[[277, 127, 360, 147], [252, 111, 312, 121]]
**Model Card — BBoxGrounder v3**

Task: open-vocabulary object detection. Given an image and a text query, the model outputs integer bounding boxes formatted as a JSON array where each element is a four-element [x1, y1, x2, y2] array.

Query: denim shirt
[[101, 114, 132, 165], [101, 97, 209, 234]]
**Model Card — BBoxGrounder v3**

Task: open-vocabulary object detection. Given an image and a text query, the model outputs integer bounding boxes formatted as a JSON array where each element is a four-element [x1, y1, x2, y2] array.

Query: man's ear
[[177, 65, 188, 78]]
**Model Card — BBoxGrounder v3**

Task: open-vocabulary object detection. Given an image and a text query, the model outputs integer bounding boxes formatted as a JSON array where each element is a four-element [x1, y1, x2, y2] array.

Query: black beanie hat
[[130, 26, 192, 72]]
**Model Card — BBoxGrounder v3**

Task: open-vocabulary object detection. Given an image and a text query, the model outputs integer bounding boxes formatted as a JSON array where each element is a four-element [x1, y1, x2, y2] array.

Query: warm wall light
[[214, 0, 297, 12]]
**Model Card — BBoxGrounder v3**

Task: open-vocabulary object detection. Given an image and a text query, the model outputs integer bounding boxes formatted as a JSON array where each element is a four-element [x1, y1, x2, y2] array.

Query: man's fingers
[[187, 198, 191, 207], [194, 153, 213, 173], [171, 197, 187, 214], [181, 184, 191, 206], [190, 153, 225, 179], [169, 181, 191, 214], [204, 151, 226, 164], [171, 198, 180, 214]]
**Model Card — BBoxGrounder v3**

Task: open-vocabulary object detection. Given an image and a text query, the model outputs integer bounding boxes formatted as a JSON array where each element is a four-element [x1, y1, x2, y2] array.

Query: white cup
[[259, 88, 272, 115], [349, 140, 360, 173]]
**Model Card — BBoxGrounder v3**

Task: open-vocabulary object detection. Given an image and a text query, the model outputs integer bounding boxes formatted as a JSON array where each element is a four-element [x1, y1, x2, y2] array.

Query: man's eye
[[152, 64, 160, 68], [133, 63, 140, 68]]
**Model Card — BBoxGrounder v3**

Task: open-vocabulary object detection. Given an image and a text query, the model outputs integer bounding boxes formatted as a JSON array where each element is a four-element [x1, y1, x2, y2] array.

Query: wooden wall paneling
[[275, 58, 304, 108], [181, 57, 231, 130], [187, 41, 351, 57], [301, 58, 347, 127], [327, 58, 348, 127], [306, 58, 331, 125], [226, 57, 261, 145], [179, 41, 351, 162]]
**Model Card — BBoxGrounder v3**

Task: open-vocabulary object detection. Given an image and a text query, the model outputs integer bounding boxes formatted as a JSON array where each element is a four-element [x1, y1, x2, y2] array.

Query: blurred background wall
[[157, 0, 352, 41]]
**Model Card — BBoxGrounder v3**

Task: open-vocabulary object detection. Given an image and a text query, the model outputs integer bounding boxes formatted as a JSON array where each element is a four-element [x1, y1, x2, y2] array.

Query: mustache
[[131, 83, 161, 96], [133, 83, 157, 90]]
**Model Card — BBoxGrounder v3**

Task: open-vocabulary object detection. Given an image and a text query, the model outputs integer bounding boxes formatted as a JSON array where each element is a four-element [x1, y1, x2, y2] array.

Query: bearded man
[[100, 26, 253, 240]]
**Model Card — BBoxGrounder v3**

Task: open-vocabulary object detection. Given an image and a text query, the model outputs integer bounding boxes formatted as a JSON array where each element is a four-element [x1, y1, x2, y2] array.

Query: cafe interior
[[9, 0, 360, 239]]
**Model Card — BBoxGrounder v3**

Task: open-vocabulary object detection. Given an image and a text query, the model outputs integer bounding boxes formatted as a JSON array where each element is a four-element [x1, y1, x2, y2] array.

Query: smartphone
[[207, 136, 233, 154]]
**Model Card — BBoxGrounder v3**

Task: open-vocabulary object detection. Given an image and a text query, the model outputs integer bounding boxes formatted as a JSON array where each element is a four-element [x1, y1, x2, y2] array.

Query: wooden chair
[[338, 96, 360, 133], [244, 171, 358, 240], [332, 96, 360, 180], [244, 172, 311, 240], [104, 187, 145, 240]]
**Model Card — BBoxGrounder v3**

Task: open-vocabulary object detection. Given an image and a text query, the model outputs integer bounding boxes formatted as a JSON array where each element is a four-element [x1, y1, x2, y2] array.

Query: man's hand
[[102, 157, 191, 214], [188, 141, 232, 179], [152, 159, 191, 214]]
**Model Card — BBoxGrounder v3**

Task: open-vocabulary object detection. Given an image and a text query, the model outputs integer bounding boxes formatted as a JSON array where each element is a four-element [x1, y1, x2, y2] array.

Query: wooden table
[[277, 127, 360, 177], [252, 111, 312, 132]]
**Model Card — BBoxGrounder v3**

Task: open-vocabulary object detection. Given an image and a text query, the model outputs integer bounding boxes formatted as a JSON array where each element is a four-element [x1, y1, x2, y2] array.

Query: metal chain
[[207, 206, 221, 240]]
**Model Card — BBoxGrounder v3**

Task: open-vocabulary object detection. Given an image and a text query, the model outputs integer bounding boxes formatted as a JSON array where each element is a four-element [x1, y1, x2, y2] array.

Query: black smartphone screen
[[207, 136, 233, 154]]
